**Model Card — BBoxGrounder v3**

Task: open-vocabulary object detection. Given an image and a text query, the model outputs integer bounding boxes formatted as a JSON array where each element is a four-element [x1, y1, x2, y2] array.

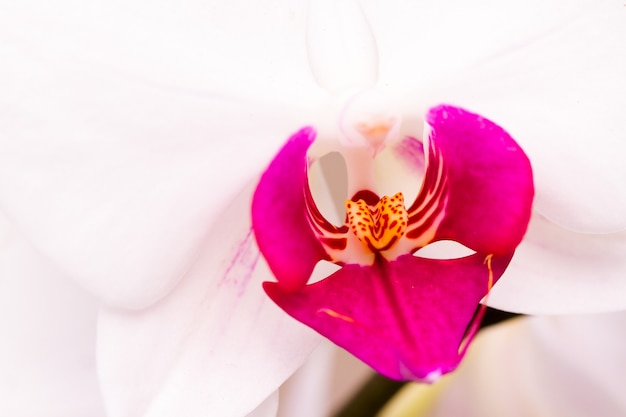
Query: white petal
[[362, 0, 591, 95], [0, 58, 316, 311], [278, 342, 337, 417], [246, 392, 278, 417], [96, 185, 321, 417], [0, 81, 294, 309], [0, 0, 327, 309], [307, 0, 378, 92], [401, 0, 626, 233], [488, 213, 626, 314], [0, 0, 319, 101], [0, 214, 106, 417], [277, 341, 374, 417], [381, 311, 626, 417]]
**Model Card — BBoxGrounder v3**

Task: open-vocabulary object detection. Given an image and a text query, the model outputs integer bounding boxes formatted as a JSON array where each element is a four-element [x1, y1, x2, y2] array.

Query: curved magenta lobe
[[264, 253, 512, 381], [418, 105, 534, 255], [251, 127, 328, 291]]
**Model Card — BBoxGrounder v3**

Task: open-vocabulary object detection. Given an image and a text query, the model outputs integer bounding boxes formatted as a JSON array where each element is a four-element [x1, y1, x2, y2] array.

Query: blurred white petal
[[307, 0, 378, 92], [381, 311, 626, 417], [363, 0, 590, 93], [0, 213, 106, 417], [246, 392, 278, 417], [0, 0, 320, 101], [0, 47, 321, 310], [278, 342, 337, 417], [96, 185, 321, 417], [489, 213, 626, 314], [278, 340, 374, 417]]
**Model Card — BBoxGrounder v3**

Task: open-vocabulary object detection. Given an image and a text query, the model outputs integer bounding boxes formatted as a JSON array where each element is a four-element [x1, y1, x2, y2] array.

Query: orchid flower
[[252, 107, 534, 381], [1, 0, 625, 416]]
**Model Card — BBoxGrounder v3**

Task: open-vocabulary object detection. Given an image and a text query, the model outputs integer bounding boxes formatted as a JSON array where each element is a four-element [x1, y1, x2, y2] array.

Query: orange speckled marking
[[345, 192, 408, 252]]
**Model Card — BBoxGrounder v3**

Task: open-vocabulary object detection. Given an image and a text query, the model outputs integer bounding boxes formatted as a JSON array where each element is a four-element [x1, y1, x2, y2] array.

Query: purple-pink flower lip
[[252, 104, 534, 381]]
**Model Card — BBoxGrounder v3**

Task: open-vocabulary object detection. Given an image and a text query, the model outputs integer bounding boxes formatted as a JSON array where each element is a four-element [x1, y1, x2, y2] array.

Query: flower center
[[346, 192, 408, 253]]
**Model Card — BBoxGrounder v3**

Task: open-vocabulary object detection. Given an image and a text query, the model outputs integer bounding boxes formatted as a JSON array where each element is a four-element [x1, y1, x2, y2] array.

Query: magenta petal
[[264, 253, 512, 381], [425, 105, 534, 255], [252, 127, 328, 291]]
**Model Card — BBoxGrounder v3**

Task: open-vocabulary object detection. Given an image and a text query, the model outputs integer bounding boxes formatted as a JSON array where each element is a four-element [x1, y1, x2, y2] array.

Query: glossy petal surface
[[252, 128, 329, 290], [97, 186, 320, 417], [424, 105, 534, 255], [265, 253, 512, 381]]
